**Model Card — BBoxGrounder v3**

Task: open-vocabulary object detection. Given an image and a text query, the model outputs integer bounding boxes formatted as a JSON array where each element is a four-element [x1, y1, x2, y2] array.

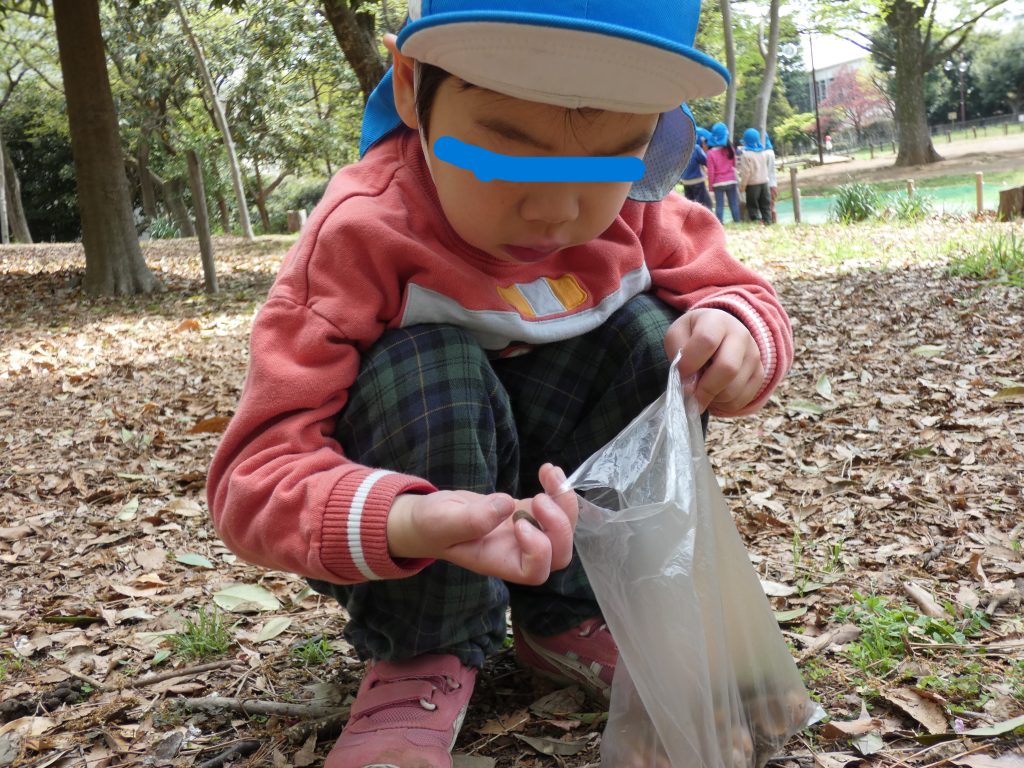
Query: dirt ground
[[778, 130, 1024, 191]]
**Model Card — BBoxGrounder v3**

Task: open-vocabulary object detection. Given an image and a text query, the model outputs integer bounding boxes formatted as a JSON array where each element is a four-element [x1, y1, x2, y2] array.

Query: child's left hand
[[664, 308, 764, 415]]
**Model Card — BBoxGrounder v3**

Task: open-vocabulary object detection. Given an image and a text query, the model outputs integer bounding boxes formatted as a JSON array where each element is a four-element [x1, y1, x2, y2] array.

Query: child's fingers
[[511, 514, 553, 585], [529, 493, 575, 570], [538, 463, 578, 528]]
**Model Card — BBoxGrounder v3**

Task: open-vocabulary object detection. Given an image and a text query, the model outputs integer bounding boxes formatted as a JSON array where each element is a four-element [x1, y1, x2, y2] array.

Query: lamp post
[[806, 33, 824, 165], [944, 58, 969, 126]]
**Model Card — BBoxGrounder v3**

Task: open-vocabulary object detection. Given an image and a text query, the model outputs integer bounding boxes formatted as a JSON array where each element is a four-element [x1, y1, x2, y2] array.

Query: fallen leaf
[[953, 754, 1024, 768], [821, 718, 883, 740], [188, 415, 231, 434], [814, 753, 862, 768], [175, 319, 202, 333], [911, 344, 946, 357], [477, 709, 529, 735], [175, 552, 214, 569], [213, 584, 282, 613], [513, 733, 589, 756], [452, 756, 497, 768], [292, 733, 318, 767], [884, 687, 948, 734], [902, 581, 946, 618], [529, 686, 586, 718]]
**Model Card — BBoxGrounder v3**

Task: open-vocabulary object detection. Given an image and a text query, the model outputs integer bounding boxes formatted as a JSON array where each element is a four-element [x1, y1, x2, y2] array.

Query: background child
[[739, 127, 773, 225], [680, 125, 713, 210], [706, 122, 742, 223], [207, 2, 793, 766]]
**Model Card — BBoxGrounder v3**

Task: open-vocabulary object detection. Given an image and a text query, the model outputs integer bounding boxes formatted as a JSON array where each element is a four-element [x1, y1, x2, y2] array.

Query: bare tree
[[173, 0, 255, 239]]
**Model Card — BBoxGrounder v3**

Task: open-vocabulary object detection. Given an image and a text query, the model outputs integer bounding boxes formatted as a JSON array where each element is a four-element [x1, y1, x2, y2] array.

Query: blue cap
[[695, 127, 712, 144], [742, 128, 763, 151], [708, 122, 730, 148], [764, 134, 774, 150], [361, 0, 729, 202]]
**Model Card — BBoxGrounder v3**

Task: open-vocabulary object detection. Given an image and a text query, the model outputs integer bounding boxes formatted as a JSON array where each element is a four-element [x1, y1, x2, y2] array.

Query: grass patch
[[833, 593, 990, 679], [291, 636, 333, 667], [171, 606, 232, 661], [0, 650, 26, 682], [784, 170, 1024, 200], [946, 228, 1024, 286]]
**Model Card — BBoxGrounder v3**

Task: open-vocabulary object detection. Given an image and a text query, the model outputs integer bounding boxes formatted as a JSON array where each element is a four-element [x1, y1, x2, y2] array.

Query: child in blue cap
[[739, 128, 773, 225], [208, 1, 794, 765], [680, 126, 714, 210], [706, 121, 742, 223]]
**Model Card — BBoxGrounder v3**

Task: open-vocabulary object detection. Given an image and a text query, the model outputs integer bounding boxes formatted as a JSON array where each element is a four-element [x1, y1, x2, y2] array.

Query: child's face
[[385, 37, 659, 264], [423, 81, 659, 263]]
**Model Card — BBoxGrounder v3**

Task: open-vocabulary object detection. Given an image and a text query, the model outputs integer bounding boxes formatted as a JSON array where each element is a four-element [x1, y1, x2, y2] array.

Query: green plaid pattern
[[309, 293, 678, 667]]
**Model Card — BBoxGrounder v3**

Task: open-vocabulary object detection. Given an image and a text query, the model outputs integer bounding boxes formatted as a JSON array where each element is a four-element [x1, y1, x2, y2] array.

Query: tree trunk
[[54, 0, 158, 295], [0, 125, 9, 245], [173, 0, 255, 240], [719, 0, 737, 136], [887, 0, 942, 166], [753, 0, 781, 141], [251, 161, 271, 233], [186, 149, 217, 293], [162, 175, 196, 237], [322, 0, 387, 102], [137, 127, 158, 222], [3, 130, 32, 243]]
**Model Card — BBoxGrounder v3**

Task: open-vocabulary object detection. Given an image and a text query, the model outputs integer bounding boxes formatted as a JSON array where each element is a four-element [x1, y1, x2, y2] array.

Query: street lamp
[[804, 34, 824, 165], [944, 58, 969, 125]]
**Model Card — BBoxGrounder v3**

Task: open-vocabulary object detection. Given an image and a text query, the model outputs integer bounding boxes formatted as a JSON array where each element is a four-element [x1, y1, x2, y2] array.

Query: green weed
[[946, 229, 1024, 286], [147, 214, 181, 240], [886, 193, 935, 223], [0, 650, 25, 682], [291, 636, 333, 667], [833, 594, 990, 677], [171, 607, 232, 661], [830, 183, 882, 223]]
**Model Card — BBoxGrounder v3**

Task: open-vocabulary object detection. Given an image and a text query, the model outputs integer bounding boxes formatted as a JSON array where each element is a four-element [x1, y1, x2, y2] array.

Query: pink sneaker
[[513, 618, 616, 700], [325, 654, 476, 768]]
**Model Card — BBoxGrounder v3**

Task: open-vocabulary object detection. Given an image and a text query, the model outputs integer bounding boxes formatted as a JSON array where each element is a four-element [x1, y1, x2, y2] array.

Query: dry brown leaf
[[476, 709, 529, 735], [903, 581, 946, 618], [188, 415, 231, 434], [952, 754, 1024, 768], [821, 718, 883, 740], [883, 687, 948, 734], [174, 318, 202, 333]]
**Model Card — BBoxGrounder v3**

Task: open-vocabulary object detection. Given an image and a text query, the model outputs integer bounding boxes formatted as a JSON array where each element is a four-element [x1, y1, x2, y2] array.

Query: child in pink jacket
[[706, 121, 742, 223], [207, 3, 793, 765]]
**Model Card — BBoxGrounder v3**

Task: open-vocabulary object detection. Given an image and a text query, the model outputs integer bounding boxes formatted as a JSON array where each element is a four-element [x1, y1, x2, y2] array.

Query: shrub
[[947, 229, 1024, 286], [829, 183, 881, 223], [147, 214, 181, 240], [886, 193, 934, 223]]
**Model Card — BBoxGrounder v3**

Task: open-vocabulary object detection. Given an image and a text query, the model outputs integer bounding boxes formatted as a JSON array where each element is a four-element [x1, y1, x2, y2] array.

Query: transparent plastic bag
[[567, 355, 822, 768]]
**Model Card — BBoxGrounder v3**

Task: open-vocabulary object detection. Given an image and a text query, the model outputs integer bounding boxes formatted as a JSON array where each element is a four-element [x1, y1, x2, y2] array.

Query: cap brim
[[629, 106, 695, 202], [399, 14, 728, 113]]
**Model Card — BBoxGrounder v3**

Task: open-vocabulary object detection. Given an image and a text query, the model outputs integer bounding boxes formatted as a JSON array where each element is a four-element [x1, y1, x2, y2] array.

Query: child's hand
[[664, 308, 764, 414], [387, 463, 578, 585]]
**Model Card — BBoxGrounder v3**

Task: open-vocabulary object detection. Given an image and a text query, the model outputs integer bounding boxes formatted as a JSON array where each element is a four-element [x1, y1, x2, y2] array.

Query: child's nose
[[519, 184, 580, 226]]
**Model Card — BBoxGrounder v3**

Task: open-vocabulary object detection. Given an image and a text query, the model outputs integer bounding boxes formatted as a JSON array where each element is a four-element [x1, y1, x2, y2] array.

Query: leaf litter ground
[[1, 223, 1022, 767]]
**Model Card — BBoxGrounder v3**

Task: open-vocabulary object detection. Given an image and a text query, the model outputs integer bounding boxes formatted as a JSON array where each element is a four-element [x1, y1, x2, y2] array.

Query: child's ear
[[383, 33, 419, 131]]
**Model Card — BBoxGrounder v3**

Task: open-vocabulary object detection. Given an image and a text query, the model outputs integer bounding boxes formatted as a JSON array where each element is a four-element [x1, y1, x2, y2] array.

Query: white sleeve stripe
[[347, 469, 394, 581]]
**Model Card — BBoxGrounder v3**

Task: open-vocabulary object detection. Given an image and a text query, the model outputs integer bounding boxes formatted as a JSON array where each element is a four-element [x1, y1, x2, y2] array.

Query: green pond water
[[775, 182, 1013, 224]]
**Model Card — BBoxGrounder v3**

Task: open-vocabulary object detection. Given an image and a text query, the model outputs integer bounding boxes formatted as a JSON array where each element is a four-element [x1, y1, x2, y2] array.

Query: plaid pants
[[309, 293, 682, 667]]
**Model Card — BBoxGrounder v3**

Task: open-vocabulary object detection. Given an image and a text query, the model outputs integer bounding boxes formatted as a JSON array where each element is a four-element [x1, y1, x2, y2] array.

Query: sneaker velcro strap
[[373, 654, 465, 685], [350, 680, 437, 720]]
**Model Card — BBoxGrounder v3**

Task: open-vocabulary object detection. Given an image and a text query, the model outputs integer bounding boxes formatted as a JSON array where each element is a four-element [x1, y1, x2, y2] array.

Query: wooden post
[[287, 209, 308, 233], [998, 187, 1024, 221], [976, 172, 984, 215], [906, 179, 915, 198], [789, 166, 801, 225], [947, 131, 952, 143], [869, 144, 874, 159], [186, 149, 218, 294], [1005, 123, 1009, 136], [891, 141, 896, 153]]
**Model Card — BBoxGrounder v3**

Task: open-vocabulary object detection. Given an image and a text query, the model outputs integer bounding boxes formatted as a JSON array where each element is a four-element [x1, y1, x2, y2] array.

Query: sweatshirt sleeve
[[636, 196, 794, 416], [206, 287, 436, 585]]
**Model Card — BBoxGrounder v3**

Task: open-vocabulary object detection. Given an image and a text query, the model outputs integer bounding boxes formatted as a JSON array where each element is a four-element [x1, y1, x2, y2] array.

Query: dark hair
[[414, 62, 454, 139]]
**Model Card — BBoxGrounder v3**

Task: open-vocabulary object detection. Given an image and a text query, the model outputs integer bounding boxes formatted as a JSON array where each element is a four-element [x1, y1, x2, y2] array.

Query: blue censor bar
[[434, 136, 646, 183]]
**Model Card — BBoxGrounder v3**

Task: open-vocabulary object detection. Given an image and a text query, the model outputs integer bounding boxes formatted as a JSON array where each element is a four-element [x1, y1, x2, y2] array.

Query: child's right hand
[[386, 463, 578, 585]]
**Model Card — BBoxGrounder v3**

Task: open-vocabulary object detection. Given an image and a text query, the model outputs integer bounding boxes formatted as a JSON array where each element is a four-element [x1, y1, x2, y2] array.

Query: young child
[[207, 2, 793, 766], [680, 125, 713, 210], [706, 122, 742, 223], [738, 128, 773, 225]]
